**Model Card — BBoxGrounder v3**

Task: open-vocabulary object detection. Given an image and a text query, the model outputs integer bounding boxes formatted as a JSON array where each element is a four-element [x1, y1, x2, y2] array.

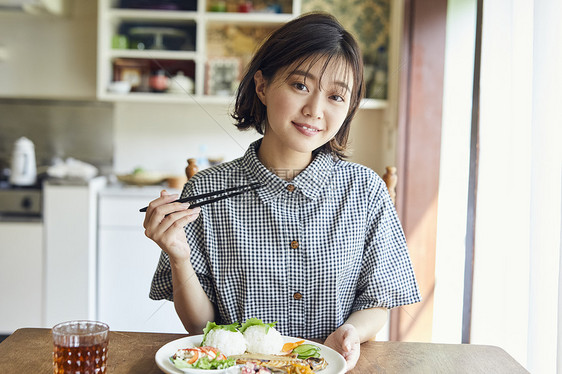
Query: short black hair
[[231, 12, 365, 159]]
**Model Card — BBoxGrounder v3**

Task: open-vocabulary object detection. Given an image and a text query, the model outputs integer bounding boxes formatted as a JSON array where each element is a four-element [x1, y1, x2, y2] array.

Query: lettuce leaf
[[239, 318, 277, 334], [201, 321, 240, 345], [170, 357, 190, 369]]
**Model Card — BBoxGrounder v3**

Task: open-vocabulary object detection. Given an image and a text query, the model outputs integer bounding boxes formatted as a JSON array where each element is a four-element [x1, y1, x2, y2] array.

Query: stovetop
[[0, 180, 43, 217]]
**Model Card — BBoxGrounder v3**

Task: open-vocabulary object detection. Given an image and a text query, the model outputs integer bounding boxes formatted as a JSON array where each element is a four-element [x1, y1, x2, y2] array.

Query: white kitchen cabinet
[[96, 0, 299, 103], [97, 186, 186, 333], [0, 177, 106, 334], [43, 177, 107, 327], [0, 220, 43, 334]]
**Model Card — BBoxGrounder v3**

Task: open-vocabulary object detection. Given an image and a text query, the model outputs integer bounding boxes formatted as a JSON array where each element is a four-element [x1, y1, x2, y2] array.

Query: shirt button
[[290, 240, 299, 249], [293, 292, 303, 300], [286, 184, 295, 192]]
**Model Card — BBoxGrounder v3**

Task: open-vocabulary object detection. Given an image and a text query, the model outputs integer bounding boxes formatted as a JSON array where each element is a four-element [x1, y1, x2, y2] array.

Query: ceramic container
[[10, 137, 37, 186]]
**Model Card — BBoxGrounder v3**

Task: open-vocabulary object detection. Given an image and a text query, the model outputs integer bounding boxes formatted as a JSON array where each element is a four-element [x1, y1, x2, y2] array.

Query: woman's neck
[[257, 138, 313, 181]]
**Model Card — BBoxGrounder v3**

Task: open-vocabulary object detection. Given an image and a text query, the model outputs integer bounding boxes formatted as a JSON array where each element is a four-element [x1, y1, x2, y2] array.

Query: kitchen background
[[0, 0, 393, 178], [0, 0, 395, 340]]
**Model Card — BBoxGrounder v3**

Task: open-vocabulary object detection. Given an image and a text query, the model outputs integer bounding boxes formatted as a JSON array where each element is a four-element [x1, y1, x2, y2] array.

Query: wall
[[0, 99, 113, 172], [0, 1, 97, 99], [112, 101, 261, 175]]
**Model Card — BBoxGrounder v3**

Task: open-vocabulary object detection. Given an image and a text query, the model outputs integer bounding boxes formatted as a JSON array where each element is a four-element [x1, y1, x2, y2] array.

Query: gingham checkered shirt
[[150, 139, 421, 339]]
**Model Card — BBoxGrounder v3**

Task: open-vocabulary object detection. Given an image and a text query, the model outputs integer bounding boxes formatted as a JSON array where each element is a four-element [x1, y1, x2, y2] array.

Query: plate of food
[[155, 319, 346, 374], [116, 167, 168, 186]]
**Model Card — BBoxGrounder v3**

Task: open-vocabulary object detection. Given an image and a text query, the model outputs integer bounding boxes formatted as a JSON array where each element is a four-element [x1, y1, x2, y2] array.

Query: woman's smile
[[292, 121, 322, 136]]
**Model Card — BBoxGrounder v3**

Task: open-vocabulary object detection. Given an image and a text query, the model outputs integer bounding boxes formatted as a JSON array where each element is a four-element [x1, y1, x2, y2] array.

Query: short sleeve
[[149, 250, 174, 301], [352, 176, 421, 311]]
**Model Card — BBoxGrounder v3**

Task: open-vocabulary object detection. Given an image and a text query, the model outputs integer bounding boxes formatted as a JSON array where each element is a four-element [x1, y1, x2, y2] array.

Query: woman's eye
[[293, 82, 308, 91], [330, 94, 345, 102]]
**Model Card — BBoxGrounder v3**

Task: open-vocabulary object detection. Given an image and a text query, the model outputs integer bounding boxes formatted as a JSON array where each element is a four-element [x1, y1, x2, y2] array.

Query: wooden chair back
[[383, 166, 397, 205]]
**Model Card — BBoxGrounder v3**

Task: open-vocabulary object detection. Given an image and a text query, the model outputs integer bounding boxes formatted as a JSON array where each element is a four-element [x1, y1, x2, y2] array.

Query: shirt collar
[[241, 138, 336, 203]]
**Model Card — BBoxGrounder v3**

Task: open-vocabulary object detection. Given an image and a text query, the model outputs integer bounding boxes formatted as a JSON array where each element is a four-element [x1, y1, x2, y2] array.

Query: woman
[[144, 12, 421, 371]]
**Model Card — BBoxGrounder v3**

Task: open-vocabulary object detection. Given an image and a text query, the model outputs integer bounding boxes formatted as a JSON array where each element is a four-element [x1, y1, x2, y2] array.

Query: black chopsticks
[[139, 182, 261, 212]]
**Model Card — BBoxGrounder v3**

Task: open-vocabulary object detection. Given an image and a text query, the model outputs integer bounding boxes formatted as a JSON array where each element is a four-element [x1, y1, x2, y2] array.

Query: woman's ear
[[254, 70, 267, 106]]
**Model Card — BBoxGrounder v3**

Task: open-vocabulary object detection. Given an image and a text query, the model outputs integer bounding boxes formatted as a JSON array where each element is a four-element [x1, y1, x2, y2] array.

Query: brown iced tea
[[52, 320, 109, 374], [53, 341, 108, 374]]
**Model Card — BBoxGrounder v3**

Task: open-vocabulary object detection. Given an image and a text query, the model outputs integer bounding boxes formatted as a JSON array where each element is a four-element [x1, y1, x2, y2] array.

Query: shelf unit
[[96, 0, 300, 103], [96, 0, 388, 109]]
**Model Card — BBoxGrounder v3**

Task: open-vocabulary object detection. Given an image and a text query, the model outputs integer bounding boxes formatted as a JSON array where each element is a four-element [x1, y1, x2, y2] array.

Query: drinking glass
[[52, 320, 109, 374]]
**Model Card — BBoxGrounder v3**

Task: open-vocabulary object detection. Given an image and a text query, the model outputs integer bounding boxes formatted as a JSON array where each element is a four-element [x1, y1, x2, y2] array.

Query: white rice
[[243, 325, 284, 354], [203, 328, 246, 356]]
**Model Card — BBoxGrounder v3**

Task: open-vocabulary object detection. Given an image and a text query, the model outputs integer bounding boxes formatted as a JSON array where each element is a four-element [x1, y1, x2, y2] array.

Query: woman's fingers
[[145, 205, 200, 242], [154, 209, 201, 248], [140, 190, 201, 263], [142, 191, 179, 227], [160, 206, 201, 232]]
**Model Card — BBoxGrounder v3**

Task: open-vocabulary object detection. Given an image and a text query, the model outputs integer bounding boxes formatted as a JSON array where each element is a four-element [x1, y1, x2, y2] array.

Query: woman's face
[[254, 56, 354, 156]]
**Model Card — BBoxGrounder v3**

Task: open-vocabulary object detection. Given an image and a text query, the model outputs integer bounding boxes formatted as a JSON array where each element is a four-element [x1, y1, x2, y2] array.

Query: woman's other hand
[[143, 190, 200, 263], [324, 323, 360, 372]]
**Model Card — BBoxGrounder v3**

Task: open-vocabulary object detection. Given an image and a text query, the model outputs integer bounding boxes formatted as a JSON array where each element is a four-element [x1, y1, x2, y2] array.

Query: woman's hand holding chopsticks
[[143, 190, 201, 264], [143, 190, 214, 333]]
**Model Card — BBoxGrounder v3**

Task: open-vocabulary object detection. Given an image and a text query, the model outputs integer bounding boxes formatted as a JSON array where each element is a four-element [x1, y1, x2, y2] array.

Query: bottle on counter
[[196, 144, 210, 170], [185, 158, 199, 180]]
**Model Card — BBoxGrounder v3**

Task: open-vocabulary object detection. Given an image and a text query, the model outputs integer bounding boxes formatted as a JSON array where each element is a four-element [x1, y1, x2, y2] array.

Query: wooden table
[[0, 328, 528, 373]]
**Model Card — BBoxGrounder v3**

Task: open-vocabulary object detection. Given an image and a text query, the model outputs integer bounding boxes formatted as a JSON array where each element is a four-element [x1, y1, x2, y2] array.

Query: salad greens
[[171, 355, 236, 370], [201, 321, 240, 345], [239, 318, 277, 334], [201, 318, 278, 340], [292, 344, 321, 359]]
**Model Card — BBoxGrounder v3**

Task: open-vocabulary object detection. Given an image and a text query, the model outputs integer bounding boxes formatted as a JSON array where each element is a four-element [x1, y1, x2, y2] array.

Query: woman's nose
[[303, 96, 323, 119]]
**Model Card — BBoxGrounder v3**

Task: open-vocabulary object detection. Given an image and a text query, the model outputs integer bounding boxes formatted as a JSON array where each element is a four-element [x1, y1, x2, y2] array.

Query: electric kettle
[[10, 137, 37, 186]]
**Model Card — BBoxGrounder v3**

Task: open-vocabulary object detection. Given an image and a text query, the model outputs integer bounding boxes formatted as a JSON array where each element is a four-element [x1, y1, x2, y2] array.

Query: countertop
[[100, 183, 181, 198]]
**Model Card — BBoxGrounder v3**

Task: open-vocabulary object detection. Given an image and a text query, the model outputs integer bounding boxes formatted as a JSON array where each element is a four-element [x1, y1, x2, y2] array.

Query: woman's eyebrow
[[291, 70, 351, 92]]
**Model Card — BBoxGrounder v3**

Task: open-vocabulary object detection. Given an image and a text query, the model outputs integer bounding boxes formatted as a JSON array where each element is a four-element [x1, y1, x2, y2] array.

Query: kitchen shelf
[[97, 0, 388, 109], [97, 0, 298, 102], [204, 12, 294, 24], [99, 92, 235, 105], [108, 9, 199, 21], [108, 49, 198, 60]]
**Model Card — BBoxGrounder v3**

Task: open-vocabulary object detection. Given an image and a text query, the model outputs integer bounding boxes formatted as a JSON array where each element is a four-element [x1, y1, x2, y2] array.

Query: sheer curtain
[[434, 0, 562, 372]]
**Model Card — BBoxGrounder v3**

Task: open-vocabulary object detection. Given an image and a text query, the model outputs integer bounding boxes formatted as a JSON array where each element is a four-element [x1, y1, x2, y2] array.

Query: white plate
[[116, 173, 167, 186], [155, 334, 346, 374]]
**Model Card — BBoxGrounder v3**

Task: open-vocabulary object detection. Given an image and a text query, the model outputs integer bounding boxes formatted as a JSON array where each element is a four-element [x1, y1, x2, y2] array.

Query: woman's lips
[[292, 122, 321, 136]]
